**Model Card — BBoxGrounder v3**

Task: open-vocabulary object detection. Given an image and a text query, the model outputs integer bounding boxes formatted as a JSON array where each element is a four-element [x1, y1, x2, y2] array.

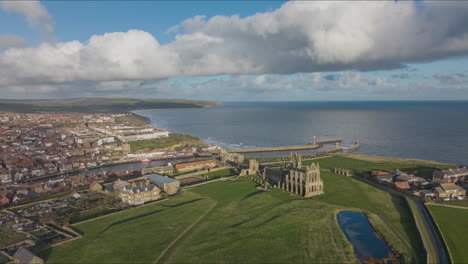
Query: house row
[[433, 167, 468, 183]]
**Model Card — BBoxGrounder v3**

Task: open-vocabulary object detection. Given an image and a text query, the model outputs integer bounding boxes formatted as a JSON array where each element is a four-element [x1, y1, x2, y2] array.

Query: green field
[[427, 205, 468, 263], [312, 171, 424, 263], [200, 168, 237, 179], [304, 154, 455, 178], [0, 254, 10, 264], [115, 113, 149, 126], [0, 228, 28, 248], [407, 199, 437, 261], [41, 193, 216, 263], [70, 208, 120, 224], [130, 133, 203, 153], [42, 168, 424, 263]]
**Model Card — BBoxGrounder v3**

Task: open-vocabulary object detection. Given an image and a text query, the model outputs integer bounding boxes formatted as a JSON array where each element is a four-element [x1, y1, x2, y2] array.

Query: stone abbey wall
[[262, 153, 324, 197]]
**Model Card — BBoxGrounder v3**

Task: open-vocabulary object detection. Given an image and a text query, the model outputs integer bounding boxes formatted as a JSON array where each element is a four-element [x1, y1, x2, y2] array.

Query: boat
[[140, 159, 151, 163]]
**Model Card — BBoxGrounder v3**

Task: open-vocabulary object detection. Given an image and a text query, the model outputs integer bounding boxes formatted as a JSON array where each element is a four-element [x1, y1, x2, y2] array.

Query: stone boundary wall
[[182, 176, 234, 190], [426, 202, 468, 210]]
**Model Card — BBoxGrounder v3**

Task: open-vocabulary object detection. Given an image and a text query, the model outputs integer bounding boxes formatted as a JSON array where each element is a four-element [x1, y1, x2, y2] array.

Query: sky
[[0, 0, 468, 101]]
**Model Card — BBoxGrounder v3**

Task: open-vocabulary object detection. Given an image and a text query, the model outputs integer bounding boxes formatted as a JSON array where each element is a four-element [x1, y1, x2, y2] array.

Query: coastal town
[[1, 110, 468, 264], [0, 111, 220, 185]]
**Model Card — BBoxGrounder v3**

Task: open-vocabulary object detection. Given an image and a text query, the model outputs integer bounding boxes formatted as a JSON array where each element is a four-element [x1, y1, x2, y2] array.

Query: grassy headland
[[129, 133, 203, 153], [0, 98, 221, 113], [42, 168, 424, 263], [115, 113, 149, 126]]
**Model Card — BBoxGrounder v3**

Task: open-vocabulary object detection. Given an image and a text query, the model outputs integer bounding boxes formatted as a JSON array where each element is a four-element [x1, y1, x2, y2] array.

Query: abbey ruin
[[240, 153, 324, 197]]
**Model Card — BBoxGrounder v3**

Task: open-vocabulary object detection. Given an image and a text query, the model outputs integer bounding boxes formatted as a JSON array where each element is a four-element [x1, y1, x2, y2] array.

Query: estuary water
[[134, 101, 468, 165]]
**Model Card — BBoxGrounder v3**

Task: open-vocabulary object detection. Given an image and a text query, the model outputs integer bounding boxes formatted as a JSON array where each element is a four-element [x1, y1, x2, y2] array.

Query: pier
[[347, 142, 360, 153], [227, 138, 342, 153]]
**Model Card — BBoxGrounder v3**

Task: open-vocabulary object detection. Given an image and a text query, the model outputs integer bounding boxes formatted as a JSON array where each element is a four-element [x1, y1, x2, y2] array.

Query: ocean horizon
[[134, 100, 468, 165]]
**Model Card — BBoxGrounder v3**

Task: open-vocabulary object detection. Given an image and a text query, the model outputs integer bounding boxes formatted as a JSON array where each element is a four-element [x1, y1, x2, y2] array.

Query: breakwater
[[227, 139, 342, 154]]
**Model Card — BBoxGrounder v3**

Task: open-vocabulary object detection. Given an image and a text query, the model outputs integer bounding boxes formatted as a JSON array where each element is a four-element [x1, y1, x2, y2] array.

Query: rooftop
[[144, 174, 178, 184], [440, 183, 465, 192]]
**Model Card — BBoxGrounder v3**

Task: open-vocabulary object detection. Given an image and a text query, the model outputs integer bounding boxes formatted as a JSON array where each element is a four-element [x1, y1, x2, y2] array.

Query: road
[[414, 200, 450, 264], [351, 175, 450, 264]]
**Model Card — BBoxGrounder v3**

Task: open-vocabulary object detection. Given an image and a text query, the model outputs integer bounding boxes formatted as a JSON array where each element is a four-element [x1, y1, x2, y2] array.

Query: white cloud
[[1, 0, 54, 41], [434, 73, 466, 85], [0, 35, 26, 50], [2, 1, 468, 96]]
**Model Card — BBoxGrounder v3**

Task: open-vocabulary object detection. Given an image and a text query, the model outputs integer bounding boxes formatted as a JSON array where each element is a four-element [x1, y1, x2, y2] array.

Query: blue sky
[[0, 1, 468, 100], [2, 1, 284, 45]]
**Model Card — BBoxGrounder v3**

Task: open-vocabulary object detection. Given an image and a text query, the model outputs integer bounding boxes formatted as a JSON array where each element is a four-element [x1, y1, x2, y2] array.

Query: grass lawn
[[312, 172, 425, 263], [42, 171, 424, 263], [130, 133, 203, 153], [41, 193, 216, 263], [0, 228, 28, 248], [304, 154, 455, 178], [407, 199, 436, 261], [160, 179, 357, 264], [0, 254, 10, 264], [200, 168, 237, 179], [115, 113, 148, 126], [427, 205, 468, 263], [70, 208, 120, 224]]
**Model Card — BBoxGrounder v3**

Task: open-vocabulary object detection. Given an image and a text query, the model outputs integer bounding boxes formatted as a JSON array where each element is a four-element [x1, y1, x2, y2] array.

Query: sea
[[134, 101, 468, 165]]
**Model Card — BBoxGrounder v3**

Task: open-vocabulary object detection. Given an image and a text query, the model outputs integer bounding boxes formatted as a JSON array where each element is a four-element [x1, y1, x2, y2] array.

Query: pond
[[337, 210, 397, 263]]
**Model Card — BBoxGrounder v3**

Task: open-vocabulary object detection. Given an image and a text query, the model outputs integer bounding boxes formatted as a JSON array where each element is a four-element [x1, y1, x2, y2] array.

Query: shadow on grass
[[390, 194, 426, 263], [159, 198, 203, 208], [38, 248, 53, 261], [254, 208, 296, 228], [99, 209, 165, 234], [227, 201, 299, 228], [240, 190, 264, 201], [81, 198, 204, 243], [39, 198, 206, 261]]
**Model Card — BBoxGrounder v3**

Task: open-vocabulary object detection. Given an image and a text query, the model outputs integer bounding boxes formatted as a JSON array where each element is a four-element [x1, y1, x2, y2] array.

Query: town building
[[263, 153, 324, 197], [394, 181, 410, 190], [108, 178, 161, 205], [433, 167, 468, 183], [13, 247, 44, 264], [419, 190, 436, 198], [434, 183, 466, 199], [121, 128, 169, 142], [371, 171, 391, 177], [392, 169, 425, 187], [175, 160, 217, 172], [374, 174, 394, 184], [89, 181, 103, 192], [219, 150, 245, 165], [142, 166, 174, 175], [144, 174, 180, 195]]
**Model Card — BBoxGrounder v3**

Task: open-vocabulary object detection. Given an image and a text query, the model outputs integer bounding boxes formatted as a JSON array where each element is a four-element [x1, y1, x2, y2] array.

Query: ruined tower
[[264, 153, 324, 197]]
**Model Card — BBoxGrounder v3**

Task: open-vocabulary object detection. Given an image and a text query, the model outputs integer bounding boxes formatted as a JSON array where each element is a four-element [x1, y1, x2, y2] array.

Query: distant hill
[[0, 98, 221, 113]]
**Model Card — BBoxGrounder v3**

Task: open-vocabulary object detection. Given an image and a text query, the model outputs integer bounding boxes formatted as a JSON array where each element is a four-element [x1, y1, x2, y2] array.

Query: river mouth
[[337, 211, 399, 264]]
